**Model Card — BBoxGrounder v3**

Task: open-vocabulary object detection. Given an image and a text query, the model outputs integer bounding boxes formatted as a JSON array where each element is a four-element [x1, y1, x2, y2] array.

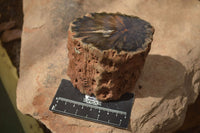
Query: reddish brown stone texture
[[17, 1, 200, 132], [0, 21, 16, 32], [1, 29, 22, 43], [67, 13, 154, 101]]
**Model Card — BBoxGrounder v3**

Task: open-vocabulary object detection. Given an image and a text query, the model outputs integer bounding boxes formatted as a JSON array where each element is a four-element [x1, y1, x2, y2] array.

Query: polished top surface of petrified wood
[[71, 13, 154, 52]]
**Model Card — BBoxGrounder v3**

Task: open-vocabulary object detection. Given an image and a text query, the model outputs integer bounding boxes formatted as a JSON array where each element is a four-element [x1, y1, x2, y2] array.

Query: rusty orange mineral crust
[[67, 13, 154, 101]]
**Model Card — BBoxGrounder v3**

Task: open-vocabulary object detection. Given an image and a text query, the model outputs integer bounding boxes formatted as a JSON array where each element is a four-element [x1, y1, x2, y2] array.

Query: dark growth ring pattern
[[71, 12, 154, 53]]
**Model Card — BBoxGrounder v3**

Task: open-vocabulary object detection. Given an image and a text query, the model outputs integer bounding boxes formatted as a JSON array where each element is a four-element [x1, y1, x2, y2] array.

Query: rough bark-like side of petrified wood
[[67, 13, 154, 101]]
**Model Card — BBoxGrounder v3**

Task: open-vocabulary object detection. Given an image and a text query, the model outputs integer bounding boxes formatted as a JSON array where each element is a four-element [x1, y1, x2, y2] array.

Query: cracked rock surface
[[17, 0, 200, 133]]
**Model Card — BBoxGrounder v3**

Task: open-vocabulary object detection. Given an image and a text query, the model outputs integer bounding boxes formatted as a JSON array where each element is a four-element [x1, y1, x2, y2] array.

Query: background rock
[[17, 0, 200, 133], [177, 96, 200, 133], [0, 21, 15, 32], [1, 29, 22, 43]]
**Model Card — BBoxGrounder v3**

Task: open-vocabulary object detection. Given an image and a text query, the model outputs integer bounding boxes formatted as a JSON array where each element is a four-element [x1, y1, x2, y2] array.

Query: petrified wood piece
[[67, 13, 154, 101]]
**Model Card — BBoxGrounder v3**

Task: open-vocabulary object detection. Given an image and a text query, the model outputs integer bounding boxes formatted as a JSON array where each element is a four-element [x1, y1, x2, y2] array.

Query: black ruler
[[49, 79, 134, 129]]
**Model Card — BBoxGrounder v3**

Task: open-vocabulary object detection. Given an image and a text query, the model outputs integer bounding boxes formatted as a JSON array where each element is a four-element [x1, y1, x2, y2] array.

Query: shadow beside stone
[[133, 54, 186, 99]]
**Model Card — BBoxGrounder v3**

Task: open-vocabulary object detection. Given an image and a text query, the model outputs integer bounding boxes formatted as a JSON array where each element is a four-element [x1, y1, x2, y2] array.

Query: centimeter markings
[[55, 97, 127, 115], [52, 108, 123, 127]]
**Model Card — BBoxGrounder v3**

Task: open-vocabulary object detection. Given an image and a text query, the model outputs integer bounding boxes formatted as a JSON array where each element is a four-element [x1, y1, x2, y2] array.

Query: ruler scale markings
[[52, 101, 126, 126], [119, 119, 122, 126], [57, 97, 127, 115], [53, 108, 122, 127], [97, 114, 100, 120], [49, 79, 134, 129], [75, 109, 78, 115], [51, 105, 55, 110]]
